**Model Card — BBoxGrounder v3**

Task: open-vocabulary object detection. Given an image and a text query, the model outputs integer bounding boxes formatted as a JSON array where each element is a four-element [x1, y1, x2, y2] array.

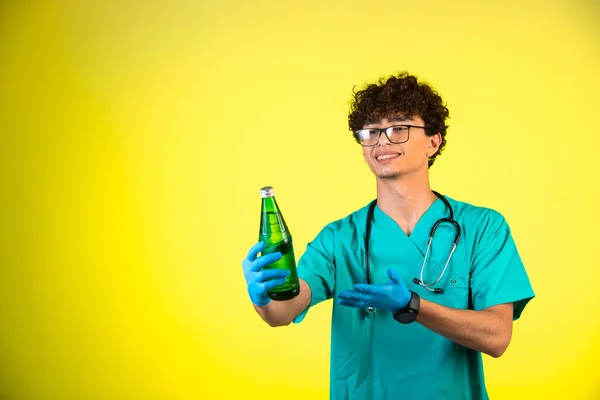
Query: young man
[[242, 72, 535, 399]]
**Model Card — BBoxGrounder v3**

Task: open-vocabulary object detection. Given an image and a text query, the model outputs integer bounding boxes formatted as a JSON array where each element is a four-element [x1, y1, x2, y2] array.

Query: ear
[[427, 133, 442, 157]]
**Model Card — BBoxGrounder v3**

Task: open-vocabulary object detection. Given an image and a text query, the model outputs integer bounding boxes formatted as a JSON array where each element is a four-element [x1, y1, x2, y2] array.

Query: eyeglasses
[[355, 125, 425, 147]]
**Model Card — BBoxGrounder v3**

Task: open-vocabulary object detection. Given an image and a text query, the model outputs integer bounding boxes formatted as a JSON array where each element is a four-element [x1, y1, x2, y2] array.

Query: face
[[360, 116, 441, 180]]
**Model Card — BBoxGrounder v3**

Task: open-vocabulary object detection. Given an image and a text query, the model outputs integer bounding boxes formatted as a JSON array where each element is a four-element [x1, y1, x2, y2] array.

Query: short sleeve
[[292, 225, 336, 324], [470, 214, 535, 320]]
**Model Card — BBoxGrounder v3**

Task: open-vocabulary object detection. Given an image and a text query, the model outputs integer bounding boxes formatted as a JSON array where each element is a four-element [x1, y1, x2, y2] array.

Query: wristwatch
[[393, 291, 420, 324]]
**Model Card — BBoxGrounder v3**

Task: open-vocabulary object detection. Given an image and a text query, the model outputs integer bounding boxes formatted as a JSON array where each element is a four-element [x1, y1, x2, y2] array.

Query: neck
[[375, 171, 437, 236]]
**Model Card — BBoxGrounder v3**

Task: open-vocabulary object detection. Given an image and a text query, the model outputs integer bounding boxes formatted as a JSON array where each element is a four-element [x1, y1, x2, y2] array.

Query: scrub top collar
[[372, 194, 449, 239]]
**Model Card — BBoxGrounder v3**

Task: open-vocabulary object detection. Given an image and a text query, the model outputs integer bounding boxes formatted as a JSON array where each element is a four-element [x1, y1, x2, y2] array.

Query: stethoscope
[[363, 191, 461, 316]]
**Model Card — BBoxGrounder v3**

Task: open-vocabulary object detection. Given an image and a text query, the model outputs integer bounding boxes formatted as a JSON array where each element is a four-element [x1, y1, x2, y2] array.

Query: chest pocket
[[421, 222, 470, 309]]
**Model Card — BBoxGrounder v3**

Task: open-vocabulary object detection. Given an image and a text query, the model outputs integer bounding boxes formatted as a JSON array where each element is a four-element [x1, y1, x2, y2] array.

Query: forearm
[[416, 299, 513, 358], [255, 279, 311, 327]]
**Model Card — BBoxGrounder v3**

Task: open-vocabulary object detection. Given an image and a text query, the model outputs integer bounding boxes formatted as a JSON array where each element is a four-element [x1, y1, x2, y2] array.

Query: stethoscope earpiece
[[414, 278, 444, 294]]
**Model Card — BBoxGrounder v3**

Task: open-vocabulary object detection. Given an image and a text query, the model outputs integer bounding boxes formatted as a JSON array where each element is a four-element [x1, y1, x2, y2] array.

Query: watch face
[[394, 291, 419, 324], [396, 309, 417, 323]]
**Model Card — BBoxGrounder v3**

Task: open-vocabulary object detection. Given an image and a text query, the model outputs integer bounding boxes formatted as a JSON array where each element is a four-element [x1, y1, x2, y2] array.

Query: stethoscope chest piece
[[364, 306, 376, 318]]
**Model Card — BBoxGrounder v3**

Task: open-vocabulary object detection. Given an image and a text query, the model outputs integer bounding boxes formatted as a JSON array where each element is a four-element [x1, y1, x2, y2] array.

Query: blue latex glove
[[336, 268, 411, 313], [242, 241, 290, 306]]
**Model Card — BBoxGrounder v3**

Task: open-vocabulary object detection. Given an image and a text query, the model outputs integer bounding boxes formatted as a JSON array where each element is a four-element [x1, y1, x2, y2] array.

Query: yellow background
[[1, 0, 599, 399]]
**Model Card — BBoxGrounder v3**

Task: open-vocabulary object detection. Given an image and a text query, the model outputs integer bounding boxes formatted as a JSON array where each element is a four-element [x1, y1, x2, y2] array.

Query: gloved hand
[[336, 268, 411, 313], [243, 241, 290, 306]]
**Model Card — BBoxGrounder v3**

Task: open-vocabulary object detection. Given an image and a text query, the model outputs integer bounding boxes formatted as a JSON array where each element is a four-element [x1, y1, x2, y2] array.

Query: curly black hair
[[348, 72, 449, 168]]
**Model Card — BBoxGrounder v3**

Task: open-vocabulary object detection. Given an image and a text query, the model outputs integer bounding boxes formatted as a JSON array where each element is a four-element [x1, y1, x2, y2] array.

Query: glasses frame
[[355, 124, 425, 147]]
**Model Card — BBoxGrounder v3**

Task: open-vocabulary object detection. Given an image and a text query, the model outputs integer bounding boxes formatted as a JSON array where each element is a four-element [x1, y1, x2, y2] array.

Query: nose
[[376, 129, 392, 145]]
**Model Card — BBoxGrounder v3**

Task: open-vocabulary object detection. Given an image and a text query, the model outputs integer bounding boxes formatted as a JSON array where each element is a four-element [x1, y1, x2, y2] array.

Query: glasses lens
[[357, 129, 378, 146], [357, 126, 411, 145], [388, 126, 409, 143]]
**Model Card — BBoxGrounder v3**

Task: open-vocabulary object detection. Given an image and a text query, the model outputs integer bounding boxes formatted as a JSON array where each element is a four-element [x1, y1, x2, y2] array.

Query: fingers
[[256, 269, 290, 283], [336, 298, 365, 308], [387, 268, 400, 283], [337, 290, 372, 302], [261, 278, 288, 292], [250, 269, 290, 297], [250, 251, 282, 272], [246, 241, 265, 262], [352, 284, 379, 294]]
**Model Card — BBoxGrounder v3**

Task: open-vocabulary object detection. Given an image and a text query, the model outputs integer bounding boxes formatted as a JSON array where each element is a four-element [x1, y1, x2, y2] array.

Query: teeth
[[377, 154, 400, 160]]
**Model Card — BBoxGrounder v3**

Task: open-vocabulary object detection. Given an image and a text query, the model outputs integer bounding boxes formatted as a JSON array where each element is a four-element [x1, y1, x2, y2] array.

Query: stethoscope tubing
[[364, 191, 461, 296]]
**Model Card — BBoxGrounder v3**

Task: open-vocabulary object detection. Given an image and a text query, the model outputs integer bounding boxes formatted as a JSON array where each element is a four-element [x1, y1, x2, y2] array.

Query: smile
[[376, 153, 400, 161]]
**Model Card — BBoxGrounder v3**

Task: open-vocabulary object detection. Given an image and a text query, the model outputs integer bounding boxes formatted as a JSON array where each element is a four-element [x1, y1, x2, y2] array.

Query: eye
[[391, 126, 408, 132], [357, 129, 378, 140]]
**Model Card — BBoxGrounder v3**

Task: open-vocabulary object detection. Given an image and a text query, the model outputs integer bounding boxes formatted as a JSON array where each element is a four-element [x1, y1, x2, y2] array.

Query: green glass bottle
[[258, 186, 300, 301]]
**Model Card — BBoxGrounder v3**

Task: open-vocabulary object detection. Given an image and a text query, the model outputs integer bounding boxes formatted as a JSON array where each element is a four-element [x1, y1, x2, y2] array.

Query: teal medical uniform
[[293, 195, 534, 400]]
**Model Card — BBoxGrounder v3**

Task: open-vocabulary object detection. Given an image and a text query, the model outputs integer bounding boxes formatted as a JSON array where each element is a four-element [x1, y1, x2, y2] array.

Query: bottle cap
[[260, 186, 275, 198]]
